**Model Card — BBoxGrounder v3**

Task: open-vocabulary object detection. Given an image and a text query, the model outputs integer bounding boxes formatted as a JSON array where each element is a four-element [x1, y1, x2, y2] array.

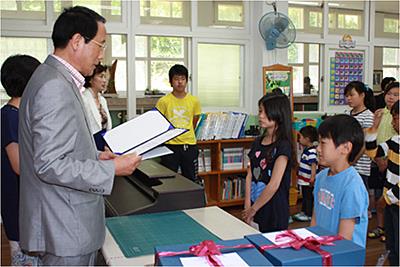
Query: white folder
[[103, 108, 187, 156]]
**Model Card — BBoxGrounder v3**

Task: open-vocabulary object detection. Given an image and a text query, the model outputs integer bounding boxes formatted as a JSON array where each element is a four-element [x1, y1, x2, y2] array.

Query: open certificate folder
[[103, 109, 188, 157]]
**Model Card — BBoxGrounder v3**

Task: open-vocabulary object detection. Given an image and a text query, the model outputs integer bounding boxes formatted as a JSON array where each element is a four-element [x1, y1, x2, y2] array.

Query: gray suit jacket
[[19, 55, 115, 256]]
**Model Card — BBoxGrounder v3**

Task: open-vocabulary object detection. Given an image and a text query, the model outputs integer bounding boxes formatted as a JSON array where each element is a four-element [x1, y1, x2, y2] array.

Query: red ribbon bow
[[260, 230, 343, 266], [156, 240, 254, 267]]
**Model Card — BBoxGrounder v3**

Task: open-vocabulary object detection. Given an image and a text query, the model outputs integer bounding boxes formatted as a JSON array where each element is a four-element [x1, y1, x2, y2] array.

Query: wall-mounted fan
[[259, 2, 296, 50]]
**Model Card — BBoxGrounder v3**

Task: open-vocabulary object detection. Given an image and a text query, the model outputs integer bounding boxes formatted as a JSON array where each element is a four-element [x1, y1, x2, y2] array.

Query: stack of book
[[195, 112, 248, 140], [221, 176, 246, 200], [221, 147, 251, 170], [197, 148, 212, 173]]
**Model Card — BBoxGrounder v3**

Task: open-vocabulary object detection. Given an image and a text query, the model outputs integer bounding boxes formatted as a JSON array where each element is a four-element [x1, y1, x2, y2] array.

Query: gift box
[[155, 238, 273, 266], [245, 226, 365, 266]]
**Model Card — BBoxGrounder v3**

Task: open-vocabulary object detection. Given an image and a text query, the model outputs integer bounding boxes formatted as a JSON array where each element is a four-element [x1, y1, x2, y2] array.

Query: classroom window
[[375, 1, 399, 38], [140, 0, 190, 26], [384, 18, 399, 33], [288, 43, 320, 94], [328, 1, 364, 36], [197, 43, 243, 107], [0, 37, 49, 103], [198, 1, 244, 28], [288, 1, 323, 34], [383, 47, 400, 80], [53, 0, 122, 21], [106, 34, 127, 94], [0, 0, 45, 20], [135, 36, 187, 93]]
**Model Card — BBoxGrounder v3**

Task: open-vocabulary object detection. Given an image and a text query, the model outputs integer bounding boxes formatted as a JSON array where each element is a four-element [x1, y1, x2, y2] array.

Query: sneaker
[[288, 216, 294, 224], [368, 227, 384, 239], [292, 212, 305, 221], [294, 213, 311, 222]]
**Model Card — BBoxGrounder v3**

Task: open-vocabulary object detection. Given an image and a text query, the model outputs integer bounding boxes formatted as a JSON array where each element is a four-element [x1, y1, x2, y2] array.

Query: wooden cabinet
[[197, 138, 254, 207]]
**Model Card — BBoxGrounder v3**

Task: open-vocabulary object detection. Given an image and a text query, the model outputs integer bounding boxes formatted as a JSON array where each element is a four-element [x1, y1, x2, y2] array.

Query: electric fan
[[259, 11, 296, 50]]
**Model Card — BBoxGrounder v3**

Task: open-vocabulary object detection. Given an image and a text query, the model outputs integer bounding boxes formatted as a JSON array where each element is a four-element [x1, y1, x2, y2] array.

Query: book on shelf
[[221, 175, 246, 200], [195, 112, 249, 141], [198, 148, 211, 173]]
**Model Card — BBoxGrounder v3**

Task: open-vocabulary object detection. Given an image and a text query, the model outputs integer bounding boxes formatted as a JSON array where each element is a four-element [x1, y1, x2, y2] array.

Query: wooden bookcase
[[197, 138, 254, 207]]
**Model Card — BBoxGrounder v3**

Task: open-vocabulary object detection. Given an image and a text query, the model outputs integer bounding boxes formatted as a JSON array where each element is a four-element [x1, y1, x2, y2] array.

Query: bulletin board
[[263, 64, 293, 109], [328, 50, 364, 106]]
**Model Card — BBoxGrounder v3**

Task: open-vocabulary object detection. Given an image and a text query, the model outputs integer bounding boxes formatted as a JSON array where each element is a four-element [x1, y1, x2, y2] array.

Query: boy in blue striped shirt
[[293, 126, 318, 222]]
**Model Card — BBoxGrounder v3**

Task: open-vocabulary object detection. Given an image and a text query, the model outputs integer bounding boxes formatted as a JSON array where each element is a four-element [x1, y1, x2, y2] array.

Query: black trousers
[[301, 185, 314, 217], [384, 204, 399, 266], [161, 144, 198, 181]]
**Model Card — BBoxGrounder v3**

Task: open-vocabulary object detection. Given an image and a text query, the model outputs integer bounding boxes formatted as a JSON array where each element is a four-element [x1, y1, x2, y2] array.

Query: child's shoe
[[288, 216, 294, 224], [368, 227, 384, 239], [293, 212, 311, 222]]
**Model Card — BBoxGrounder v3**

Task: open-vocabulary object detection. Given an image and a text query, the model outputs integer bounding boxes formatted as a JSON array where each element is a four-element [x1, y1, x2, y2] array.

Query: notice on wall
[[329, 51, 364, 106]]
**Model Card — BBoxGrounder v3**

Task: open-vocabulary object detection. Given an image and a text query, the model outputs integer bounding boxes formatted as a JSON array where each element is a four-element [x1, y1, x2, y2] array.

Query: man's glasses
[[83, 36, 107, 50]]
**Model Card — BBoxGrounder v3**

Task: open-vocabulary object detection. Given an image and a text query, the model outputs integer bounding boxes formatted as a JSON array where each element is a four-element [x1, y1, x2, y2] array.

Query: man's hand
[[114, 153, 142, 176], [99, 150, 117, 160]]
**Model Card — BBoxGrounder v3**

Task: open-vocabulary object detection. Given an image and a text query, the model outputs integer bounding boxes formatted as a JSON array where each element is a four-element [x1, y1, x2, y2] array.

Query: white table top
[[101, 206, 259, 266]]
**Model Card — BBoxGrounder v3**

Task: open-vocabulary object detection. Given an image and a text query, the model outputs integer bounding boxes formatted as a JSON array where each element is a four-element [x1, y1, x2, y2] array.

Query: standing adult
[[18, 6, 141, 266], [82, 64, 112, 150]]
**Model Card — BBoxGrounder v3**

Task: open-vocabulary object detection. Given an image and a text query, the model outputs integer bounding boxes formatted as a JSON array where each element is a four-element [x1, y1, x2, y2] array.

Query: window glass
[[328, 1, 364, 35], [150, 36, 184, 58], [309, 11, 322, 28], [198, 43, 242, 107], [198, 1, 244, 28], [383, 48, 399, 66], [111, 35, 126, 58], [1, 0, 45, 20], [383, 68, 400, 80], [292, 66, 304, 94], [288, 7, 304, 29], [309, 44, 319, 63], [135, 35, 187, 93], [384, 18, 399, 33], [140, 0, 190, 26], [103, 34, 127, 94], [0, 37, 49, 103], [288, 43, 304, 64], [338, 14, 360, 30], [309, 65, 319, 92], [53, 0, 121, 22]]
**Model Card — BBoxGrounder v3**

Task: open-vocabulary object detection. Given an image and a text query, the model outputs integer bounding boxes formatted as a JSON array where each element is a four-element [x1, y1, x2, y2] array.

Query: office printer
[[105, 160, 206, 217]]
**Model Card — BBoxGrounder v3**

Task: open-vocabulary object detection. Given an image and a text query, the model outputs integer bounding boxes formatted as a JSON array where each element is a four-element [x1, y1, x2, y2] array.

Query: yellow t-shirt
[[377, 107, 397, 145], [156, 93, 201, 145]]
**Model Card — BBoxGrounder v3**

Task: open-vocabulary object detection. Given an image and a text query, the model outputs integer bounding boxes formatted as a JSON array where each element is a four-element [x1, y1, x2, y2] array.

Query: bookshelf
[[197, 138, 254, 207]]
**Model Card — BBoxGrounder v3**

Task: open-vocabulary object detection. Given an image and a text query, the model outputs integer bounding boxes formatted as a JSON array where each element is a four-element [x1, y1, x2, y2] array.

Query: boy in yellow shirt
[[156, 64, 201, 182]]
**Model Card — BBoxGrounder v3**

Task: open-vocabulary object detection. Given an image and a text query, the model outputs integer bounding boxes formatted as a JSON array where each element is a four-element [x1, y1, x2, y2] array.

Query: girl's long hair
[[258, 93, 295, 164]]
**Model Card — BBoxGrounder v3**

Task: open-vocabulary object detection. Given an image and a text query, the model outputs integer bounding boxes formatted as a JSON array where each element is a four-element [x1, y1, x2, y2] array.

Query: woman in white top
[[82, 64, 112, 150]]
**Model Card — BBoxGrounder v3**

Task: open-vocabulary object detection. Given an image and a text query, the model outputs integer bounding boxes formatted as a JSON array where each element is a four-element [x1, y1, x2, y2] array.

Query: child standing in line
[[156, 64, 201, 182], [310, 114, 369, 248], [293, 125, 318, 222], [1, 55, 41, 266], [344, 81, 375, 217], [243, 93, 294, 233], [368, 81, 399, 241], [365, 100, 399, 266]]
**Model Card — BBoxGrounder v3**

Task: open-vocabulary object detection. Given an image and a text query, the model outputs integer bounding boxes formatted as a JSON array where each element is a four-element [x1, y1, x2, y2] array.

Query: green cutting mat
[[106, 211, 220, 258]]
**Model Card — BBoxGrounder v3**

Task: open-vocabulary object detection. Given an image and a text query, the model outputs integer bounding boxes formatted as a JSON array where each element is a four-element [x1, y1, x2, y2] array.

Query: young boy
[[365, 100, 399, 266], [293, 125, 318, 222], [310, 114, 369, 248], [156, 64, 201, 182]]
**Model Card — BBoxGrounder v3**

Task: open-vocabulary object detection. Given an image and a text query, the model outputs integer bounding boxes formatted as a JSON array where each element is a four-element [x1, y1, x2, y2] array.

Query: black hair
[[384, 81, 399, 95], [52, 6, 106, 49], [84, 64, 108, 88], [318, 114, 364, 164], [168, 64, 188, 83], [299, 125, 318, 143], [1, 54, 41, 97], [271, 87, 284, 95], [258, 93, 295, 163], [344, 81, 376, 111], [381, 77, 396, 92], [391, 100, 399, 116]]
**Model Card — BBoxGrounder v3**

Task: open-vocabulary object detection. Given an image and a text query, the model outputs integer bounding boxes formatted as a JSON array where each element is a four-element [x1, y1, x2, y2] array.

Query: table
[[101, 206, 259, 266]]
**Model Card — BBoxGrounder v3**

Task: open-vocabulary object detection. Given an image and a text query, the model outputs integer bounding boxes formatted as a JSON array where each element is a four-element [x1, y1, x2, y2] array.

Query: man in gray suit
[[18, 6, 141, 266]]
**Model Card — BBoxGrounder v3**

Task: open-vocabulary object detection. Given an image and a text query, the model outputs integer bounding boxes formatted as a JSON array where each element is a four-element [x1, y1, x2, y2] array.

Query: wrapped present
[[155, 238, 273, 266], [245, 226, 365, 266]]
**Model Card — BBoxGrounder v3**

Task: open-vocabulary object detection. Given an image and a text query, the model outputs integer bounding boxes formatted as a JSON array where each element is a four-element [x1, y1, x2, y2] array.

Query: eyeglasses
[[83, 36, 107, 50]]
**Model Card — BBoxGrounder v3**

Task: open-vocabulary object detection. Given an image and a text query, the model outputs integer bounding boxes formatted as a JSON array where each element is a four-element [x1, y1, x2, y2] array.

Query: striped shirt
[[365, 130, 399, 206], [51, 54, 85, 94], [346, 109, 374, 176], [297, 146, 318, 185]]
